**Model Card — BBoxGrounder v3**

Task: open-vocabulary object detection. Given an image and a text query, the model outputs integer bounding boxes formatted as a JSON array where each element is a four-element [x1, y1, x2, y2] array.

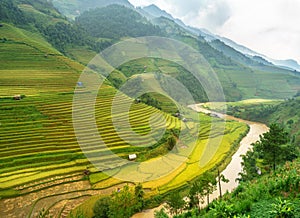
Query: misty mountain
[[270, 59, 300, 72], [216, 36, 300, 72], [141, 4, 174, 20], [51, 0, 133, 19], [142, 5, 300, 72]]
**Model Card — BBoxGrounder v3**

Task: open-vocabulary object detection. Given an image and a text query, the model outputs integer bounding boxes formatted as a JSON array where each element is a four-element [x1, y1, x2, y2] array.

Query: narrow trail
[[133, 104, 269, 218]]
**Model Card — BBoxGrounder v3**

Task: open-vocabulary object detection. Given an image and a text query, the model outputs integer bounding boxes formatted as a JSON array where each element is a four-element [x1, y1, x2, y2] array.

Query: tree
[[109, 185, 136, 218], [167, 135, 176, 151], [188, 172, 217, 210], [218, 169, 229, 199], [255, 123, 289, 171], [238, 150, 259, 182], [93, 196, 111, 218], [166, 191, 186, 216], [154, 208, 169, 218], [240, 123, 298, 181], [134, 183, 145, 212]]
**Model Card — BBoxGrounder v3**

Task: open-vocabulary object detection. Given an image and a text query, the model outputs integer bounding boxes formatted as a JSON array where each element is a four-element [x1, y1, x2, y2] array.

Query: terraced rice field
[[0, 82, 183, 217], [0, 23, 248, 218], [0, 81, 247, 217]]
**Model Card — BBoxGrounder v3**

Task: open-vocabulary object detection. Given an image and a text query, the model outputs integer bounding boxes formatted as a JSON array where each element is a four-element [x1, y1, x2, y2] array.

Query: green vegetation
[[239, 124, 298, 183], [76, 5, 162, 39], [93, 184, 145, 218]]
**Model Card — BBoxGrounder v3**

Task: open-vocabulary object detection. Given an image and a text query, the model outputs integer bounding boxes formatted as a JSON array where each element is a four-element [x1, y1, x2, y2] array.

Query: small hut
[[13, 95, 22, 100], [83, 169, 90, 176], [77, 82, 84, 87], [129, 154, 137, 161]]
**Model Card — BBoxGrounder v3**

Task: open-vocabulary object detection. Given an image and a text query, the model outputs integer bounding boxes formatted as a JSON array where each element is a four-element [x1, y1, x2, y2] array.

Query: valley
[[0, 0, 299, 217]]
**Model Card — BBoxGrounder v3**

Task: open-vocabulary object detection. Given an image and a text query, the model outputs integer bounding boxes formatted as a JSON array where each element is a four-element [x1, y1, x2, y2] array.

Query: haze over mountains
[[51, 0, 300, 72]]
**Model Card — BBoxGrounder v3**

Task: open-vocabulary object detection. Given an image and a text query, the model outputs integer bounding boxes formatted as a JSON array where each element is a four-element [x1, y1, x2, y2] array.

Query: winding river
[[133, 104, 269, 218]]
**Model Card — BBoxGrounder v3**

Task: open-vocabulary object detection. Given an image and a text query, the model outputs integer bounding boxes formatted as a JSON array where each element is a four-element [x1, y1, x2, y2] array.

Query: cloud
[[183, 0, 231, 31], [219, 0, 300, 62]]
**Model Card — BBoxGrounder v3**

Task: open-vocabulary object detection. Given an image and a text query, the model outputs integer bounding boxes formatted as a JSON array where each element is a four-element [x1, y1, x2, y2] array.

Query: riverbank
[[133, 104, 269, 218]]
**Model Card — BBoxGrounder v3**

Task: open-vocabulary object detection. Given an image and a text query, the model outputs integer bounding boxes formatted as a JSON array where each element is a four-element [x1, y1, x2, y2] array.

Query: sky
[[128, 0, 300, 63]]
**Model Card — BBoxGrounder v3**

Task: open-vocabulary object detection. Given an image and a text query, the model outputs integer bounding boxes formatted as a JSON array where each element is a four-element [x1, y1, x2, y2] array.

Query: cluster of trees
[[37, 22, 111, 52], [139, 93, 162, 111], [93, 184, 144, 218], [38, 22, 89, 50], [239, 123, 298, 182], [0, 0, 28, 25], [155, 170, 228, 217]]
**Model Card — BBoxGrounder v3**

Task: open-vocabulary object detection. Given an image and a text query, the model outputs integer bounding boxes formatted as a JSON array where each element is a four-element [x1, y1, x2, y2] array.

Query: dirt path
[[133, 104, 268, 218]]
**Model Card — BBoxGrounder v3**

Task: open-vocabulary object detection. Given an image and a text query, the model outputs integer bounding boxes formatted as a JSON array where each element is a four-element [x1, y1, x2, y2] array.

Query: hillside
[[75, 5, 162, 39], [7, 0, 298, 102]]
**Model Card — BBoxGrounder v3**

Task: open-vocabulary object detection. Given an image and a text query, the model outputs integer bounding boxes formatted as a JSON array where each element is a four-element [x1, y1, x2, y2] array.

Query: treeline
[[37, 22, 111, 52]]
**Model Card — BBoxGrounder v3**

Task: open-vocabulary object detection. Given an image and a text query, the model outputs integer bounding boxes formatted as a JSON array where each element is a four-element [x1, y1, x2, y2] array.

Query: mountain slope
[[75, 5, 162, 39]]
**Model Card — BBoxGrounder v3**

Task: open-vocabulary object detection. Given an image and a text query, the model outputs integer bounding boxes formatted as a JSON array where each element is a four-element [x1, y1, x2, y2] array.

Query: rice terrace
[[1, 1, 300, 218]]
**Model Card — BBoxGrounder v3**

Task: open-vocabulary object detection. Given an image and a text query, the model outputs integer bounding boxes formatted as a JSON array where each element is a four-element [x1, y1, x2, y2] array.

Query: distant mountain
[[271, 59, 300, 72], [141, 4, 173, 20], [51, 0, 133, 19], [215, 36, 300, 72], [141, 4, 206, 38]]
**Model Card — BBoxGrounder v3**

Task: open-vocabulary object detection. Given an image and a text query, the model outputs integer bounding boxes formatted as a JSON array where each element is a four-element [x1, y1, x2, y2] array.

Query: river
[[132, 104, 269, 218]]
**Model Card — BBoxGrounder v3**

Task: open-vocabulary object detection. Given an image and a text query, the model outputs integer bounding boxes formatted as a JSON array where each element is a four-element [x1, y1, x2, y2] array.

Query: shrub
[[269, 198, 295, 218]]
